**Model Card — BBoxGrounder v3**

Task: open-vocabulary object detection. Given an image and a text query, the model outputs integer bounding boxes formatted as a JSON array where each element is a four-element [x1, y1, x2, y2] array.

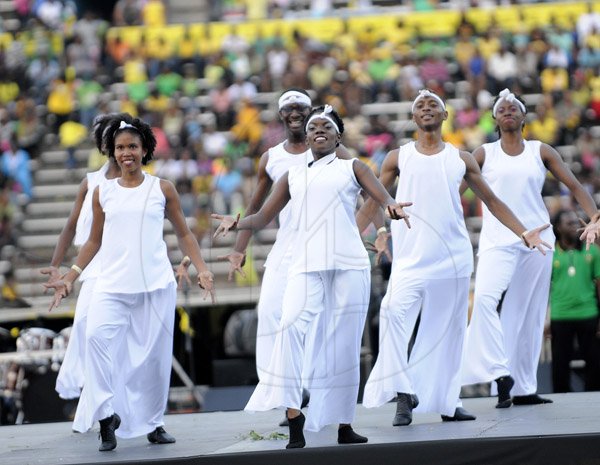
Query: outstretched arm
[[356, 149, 408, 232], [163, 179, 215, 302], [212, 173, 291, 237], [461, 150, 551, 254], [40, 178, 88, 282], [541, 143, 600, 247], [232, 151, 273, 254]]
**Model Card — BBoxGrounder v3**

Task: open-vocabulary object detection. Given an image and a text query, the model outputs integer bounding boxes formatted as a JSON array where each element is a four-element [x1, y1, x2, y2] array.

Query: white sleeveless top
[[390, 142, 473, 279], [286, 154, 370, 275], [263, 141, 311, 269], [74, 162, 109, 281], [95, 173, 175, 293], [478, 139, 555, 254]]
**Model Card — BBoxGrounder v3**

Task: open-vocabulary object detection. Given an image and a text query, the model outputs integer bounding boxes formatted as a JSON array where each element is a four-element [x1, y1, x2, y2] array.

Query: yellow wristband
[[377, 226, 388, 235], [71, 264, 83, 275]]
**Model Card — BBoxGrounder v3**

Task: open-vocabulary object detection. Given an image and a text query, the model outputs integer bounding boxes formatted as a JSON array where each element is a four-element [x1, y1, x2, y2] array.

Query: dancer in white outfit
[[461, 89, 600, 407], [213, 105, 411, 449], [41, 114, 131, 399], [360, 89, 550, 426], [46, 116, 215, 452], [218, 89, 353, 426], [42, 114, 191, 401]]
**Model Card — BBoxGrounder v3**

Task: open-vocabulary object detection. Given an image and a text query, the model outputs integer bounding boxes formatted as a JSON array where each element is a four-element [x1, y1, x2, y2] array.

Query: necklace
[[567, 250, 576, 277]]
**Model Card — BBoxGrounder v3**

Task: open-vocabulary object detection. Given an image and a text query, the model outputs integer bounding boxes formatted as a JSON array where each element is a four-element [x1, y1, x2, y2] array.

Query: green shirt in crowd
[[550, 244, 600, 321]]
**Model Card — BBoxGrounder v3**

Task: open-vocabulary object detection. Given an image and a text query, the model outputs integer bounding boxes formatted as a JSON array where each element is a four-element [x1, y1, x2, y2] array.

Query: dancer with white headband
[[461, 89, 600, 407], [45, 115, 215, 452], [213, 105, 411, 449], [41, 113, 192, 404], [359, 89, 551, 426], [217, 88, 356, 427]]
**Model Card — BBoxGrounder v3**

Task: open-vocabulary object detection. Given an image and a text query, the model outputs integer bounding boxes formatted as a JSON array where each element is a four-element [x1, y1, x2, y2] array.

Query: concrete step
[[34, 167, 88, 184], [26, 201, 75, 217], [32, 184, 80, 201]]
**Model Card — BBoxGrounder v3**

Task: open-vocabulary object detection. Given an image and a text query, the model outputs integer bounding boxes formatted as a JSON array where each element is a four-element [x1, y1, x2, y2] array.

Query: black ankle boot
[[338, 425, 368, 444], [495, 376, 515, 408], [286, 412, 306, 449], [98, 413, 121, 452], [393, 393, 419, 426], [147, 426, 176, 444]]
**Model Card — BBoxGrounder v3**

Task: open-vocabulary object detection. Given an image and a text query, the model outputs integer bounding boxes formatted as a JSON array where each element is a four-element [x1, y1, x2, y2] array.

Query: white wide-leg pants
[[462, 247, 553, 395], [363, 276, 470, 417], [56, 278, 96, 399], [245, 269, 370, 432], [73, 283, 176, 438]]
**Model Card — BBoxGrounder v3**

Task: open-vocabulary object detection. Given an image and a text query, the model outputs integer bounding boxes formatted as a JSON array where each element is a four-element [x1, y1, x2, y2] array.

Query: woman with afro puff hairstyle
[[46, 115, 215, 452]]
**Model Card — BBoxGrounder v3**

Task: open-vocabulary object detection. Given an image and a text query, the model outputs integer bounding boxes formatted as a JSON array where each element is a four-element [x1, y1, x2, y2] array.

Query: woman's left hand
[[175, 256, 192, 289], [523, 224, 553, 255], [198, 270, 216, 303], [579, 218, 600, 250], [211, 213, 239, 239]]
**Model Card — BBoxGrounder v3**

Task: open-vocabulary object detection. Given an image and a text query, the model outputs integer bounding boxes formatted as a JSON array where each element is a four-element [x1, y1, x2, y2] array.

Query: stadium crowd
[[0, 0, 598, 294]]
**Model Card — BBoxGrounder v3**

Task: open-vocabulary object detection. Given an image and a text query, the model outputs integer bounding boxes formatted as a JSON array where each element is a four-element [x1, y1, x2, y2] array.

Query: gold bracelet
[[376, 226, 388, 235], [521, 230, 532, 248], [71, 264, 83, 275]]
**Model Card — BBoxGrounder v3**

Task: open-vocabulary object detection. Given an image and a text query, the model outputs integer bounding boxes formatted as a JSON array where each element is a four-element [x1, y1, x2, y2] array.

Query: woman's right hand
[[43, 278, 73, 312], [198, 270, 216, 303], [40, 266, 61, 287], [211, 213, 240, 239]]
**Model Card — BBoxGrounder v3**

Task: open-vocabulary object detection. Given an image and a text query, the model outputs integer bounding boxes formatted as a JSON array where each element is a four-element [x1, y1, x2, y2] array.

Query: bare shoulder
[[472, 145, 486, 167], [159, 178, 177, 197], [335, 144, 353, 160]]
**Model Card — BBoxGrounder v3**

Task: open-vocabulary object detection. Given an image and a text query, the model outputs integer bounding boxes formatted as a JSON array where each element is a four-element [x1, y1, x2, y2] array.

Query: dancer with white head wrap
[[359, 89, 550, 426], [213, 105, 411, 449], [217, 89, 358, 426], [461, 89, 600, 407]]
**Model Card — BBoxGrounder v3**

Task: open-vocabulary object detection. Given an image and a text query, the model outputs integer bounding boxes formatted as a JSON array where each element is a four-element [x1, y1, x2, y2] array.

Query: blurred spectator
[[112, 0, 142, 26], [26, 51, 61, 103], [46, 73, 76, 132], [1, 269, 30, 308], [36, 0, 64, 30], [14, 98, 45, 159], [230, 98, 263, 156], [58, 114, 87, 170], [1, 137, 32, 201], [209, 77, 234, 131], [0, 186, 15, 249], [576, 2, 600, 47], [142, 0, 166, 27], [525, 101, 559, 146], [155, 65, 182, 98], [76, 75, 103, 129], [486, 44, 517, 94], [201, 119, 228, 158]]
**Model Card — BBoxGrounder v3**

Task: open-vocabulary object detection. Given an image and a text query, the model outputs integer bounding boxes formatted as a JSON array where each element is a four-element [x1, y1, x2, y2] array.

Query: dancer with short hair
[[361, 89, 550, 426]]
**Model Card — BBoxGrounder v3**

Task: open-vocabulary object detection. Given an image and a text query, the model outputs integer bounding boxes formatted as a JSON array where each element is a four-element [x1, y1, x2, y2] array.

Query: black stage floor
[[1, 393, 600, 465]]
